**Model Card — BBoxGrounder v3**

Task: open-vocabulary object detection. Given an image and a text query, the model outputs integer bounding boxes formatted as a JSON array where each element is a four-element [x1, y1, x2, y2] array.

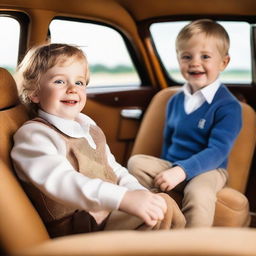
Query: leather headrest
[[0, 68, 19, 109]]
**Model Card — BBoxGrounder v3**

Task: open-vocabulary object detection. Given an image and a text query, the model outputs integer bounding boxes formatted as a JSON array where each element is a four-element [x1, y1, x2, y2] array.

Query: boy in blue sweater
[[128, 19, 242, 227]]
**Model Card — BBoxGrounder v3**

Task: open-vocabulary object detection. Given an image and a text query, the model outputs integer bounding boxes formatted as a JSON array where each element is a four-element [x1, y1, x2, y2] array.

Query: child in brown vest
[[11, 43, 185, 237]]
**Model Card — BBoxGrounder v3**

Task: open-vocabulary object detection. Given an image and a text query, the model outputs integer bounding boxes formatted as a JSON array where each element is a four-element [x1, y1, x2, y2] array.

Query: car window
[[150, 20, 252, 84], [49, 19, 141, 88], [0, 16, 20, 73]]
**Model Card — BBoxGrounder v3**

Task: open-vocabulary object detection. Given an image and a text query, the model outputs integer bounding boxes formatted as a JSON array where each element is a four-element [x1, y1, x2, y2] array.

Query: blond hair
[[176, 19, 230, 57], [15, 43, 90, 116]]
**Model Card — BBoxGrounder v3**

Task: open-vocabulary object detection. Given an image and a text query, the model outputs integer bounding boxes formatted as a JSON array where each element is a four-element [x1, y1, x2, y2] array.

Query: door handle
[[120, 108, 143, 120]]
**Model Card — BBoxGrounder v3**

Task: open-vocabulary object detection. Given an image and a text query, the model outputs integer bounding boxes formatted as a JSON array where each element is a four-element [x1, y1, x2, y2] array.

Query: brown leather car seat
[[0, 67, 50, 254], [1, 67, 256, 256], [131, 86, 256, 227]]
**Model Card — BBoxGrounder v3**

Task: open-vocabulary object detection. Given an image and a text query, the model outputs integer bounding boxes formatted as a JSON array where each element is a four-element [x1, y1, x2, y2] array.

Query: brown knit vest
[[20, 117, 118, 234]]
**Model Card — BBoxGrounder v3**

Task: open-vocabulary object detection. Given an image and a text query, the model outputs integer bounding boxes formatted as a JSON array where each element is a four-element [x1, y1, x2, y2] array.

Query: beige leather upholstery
[[0, 68, 50, 252], [13, 228, 256, 256], [0, 67, 20, 109], [131, 87, 256, 227], [1, 68, 256, 256]]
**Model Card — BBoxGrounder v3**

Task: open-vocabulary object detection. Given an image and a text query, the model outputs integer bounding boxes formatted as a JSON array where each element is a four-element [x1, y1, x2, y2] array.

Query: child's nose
[[190, 57, 200, 66], [66, 83, 77, 93]]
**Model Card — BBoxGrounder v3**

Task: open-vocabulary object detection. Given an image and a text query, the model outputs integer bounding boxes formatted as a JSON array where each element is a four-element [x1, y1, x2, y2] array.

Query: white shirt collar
[[183, 78, 221, 104], [182, 79, 222, 114], [200, 79, 221, 104], [38, 109, 94, 138]]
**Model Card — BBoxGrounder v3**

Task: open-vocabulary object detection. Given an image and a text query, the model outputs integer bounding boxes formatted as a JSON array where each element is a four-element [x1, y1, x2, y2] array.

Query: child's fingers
[[140, 208, 158, 226], [154, 175, 163, 187], [150, 195, 167, 218], [155, 180, 168, 192], [155, 176, 175, 192], [154, 194, 167, 213], [148, 208, 162, 221], [154, 205, 165, 220], [139, 192, 169, 226], [145, 218, 158, 227], [160, 182, 172, 192], [145, 207, 164, 226]]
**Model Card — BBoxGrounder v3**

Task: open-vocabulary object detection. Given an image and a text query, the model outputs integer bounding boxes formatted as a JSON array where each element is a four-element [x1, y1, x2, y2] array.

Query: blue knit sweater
[[161, 84, 242, 180]]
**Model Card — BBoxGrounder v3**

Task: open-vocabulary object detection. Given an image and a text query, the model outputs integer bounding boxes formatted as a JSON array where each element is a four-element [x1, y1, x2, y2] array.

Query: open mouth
[[189, 71, 205, 76], [60, 100, 78, 105]]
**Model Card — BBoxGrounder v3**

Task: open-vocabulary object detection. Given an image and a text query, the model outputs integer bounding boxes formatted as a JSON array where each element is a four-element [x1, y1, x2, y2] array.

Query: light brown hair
[[15, 43, 90, 116], [176, 19, 230, 57]]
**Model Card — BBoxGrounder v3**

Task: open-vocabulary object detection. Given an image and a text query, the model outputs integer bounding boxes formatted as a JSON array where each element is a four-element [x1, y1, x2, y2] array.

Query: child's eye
[[181, 55, 191, 60], [54, 79, 65, 85], [75, 81, 85, 86], [202, 55, 210, 59]]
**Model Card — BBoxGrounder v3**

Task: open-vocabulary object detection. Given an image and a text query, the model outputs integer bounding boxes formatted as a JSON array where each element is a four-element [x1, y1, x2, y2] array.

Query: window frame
[[49, 16, 151, 88], [140, 15, 256, 87], [0, 11, 29, 67]]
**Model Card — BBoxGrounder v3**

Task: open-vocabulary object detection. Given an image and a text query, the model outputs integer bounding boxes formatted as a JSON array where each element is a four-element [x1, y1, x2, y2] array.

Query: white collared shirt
[[38, 109, 97, 149], [11, 111, 146, 213], [183, 79, 221, 114]]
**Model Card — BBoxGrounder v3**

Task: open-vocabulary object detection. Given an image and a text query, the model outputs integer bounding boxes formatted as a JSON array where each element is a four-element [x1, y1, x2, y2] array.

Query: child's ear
[[29, 91, 40, 103], [221, 55, 230, 71]]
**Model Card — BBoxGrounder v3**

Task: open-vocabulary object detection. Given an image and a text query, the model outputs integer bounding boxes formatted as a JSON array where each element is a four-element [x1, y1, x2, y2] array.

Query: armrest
[[214, 187, 251, 226], [15, 228, 256, 256]]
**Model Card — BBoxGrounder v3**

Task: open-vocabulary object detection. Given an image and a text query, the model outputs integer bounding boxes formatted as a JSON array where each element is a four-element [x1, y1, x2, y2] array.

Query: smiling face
[[30, 57, 88, 120], [177, 33, 230, 93]]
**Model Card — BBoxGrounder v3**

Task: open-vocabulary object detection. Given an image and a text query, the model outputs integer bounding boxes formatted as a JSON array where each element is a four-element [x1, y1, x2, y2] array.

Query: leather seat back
[[0, 68, 49, 254]]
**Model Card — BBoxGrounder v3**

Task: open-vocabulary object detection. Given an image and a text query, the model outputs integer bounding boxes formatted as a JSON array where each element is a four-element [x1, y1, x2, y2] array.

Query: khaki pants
[[128, 154, 228, 228], [48, 191, 184, 238]]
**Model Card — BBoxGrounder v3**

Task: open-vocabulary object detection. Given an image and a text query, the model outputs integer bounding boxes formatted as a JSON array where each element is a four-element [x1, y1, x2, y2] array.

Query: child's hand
[[154, 166, 186, 192], [119, 190, 167, 227]]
